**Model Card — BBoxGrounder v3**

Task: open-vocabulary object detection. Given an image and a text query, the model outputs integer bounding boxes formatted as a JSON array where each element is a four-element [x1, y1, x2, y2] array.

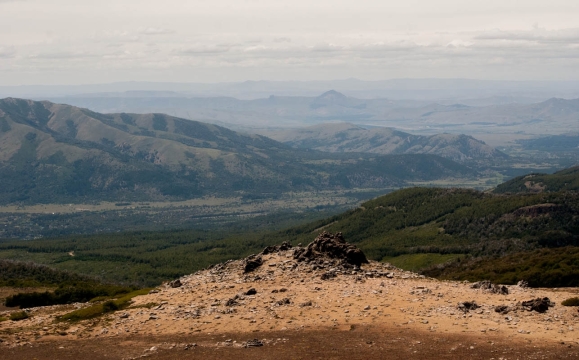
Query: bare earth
[[1, 246, 578, 359]]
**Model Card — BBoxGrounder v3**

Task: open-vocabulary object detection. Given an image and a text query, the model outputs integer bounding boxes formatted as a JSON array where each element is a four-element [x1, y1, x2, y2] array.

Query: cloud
[[174, 45, 231, 56], [28, 51, 100, 60], [0, 46, 16, 58], [138, 27, 175, 36], [474, 28, 579, 44]]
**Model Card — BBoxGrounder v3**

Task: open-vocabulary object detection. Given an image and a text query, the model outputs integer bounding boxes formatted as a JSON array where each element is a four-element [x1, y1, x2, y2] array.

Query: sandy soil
[[1, 246, 578, 359]]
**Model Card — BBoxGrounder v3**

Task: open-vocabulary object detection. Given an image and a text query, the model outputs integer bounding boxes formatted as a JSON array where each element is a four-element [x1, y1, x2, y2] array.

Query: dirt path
[[3, 327, 578, 360]]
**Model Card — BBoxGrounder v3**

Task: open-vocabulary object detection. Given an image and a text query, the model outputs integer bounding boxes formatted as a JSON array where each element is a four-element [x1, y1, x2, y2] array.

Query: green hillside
[[0, 98, 476, 204], [493, 166, 579, 193]]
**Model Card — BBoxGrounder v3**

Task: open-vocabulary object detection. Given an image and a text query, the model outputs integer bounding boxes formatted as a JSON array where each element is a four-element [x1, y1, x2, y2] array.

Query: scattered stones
[[517, 280, 529, 288], [244, 256, 264, 273], [184, 343, 197, 350], [169, 279, 182, 288], [457, 301, 480, 313], [521, 297, 554, 313]]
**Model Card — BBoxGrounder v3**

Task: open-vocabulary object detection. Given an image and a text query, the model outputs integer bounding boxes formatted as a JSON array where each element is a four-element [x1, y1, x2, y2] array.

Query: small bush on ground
[[562, 297, 579, 306], [59, 289, 150, 322], [9, 311, 29, 321]]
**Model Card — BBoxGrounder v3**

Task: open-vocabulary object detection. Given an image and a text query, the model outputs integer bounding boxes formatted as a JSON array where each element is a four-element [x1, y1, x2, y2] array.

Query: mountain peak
[[317, 90, 348, 100]]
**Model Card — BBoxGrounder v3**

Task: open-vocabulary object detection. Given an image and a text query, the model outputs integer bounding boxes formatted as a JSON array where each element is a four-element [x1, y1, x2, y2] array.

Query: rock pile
[[293, 232, 368, 267]]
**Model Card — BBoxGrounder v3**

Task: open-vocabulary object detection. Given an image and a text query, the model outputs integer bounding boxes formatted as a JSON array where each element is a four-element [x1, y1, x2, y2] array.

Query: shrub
[[9, 311, 29, 321], [562, 297, 579, 306], [60, 289, 150, 322]]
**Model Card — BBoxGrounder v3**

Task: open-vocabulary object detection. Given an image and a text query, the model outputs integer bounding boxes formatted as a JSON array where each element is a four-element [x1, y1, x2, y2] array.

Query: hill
[[493, 166, 579, 193], [1, 169, 578, 287], [2, 235, 578, 359], [0, 98, 476, 204], [262, 123, 507, 163]]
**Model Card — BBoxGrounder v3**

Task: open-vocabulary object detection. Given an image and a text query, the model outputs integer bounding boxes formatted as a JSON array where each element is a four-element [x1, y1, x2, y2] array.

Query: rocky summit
[[1, 233, 578, 359]]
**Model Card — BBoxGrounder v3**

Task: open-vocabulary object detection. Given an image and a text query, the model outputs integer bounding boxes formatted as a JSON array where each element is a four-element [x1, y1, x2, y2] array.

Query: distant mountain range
[[261, 122, 507, 163], [0, 98, 476, 204], [39, 90, 579, 142]]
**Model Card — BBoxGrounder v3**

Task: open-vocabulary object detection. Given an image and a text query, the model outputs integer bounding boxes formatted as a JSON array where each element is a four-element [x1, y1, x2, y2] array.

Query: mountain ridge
[[0, 98, 476, 204]]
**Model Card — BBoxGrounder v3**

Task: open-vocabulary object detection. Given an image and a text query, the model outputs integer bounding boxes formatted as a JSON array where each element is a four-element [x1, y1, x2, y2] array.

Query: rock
[[225, 297, 239, 307], [517, 280, 529, 288], [184, 343, 197, 350], [245, 288, 257, 296], [148, 289, 160, 294], [300, 301, 313, 307], [119, 313, 130, 319], [262, 242, 292, 255], [521, 297, 554, 313], [244, 256, 264, 273], [494, 305, 511, 314], [457, 301, 480, 313], [470, 280, 508, 295], [245, 339, 264, 348], [276, 298, 291, 306], [321, 272, 337, 280], [279, 288, 288, 293], [170, 279, 182, 288], [293, 232, 368, 267]]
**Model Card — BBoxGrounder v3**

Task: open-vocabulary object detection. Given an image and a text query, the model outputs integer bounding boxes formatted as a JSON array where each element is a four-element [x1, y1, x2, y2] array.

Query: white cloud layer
[[0, 0, 578, 84]]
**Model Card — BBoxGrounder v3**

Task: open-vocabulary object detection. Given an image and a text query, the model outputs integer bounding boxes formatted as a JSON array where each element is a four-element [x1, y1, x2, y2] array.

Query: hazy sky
[[1, 0, 578, 85]]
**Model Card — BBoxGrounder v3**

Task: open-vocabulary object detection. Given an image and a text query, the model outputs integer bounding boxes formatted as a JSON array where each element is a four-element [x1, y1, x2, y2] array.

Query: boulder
[[244, 256, 263, 273]]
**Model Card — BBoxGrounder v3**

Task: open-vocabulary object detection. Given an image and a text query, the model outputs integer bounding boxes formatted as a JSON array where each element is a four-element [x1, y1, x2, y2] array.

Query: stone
[[245, 288, 257, 296], [521, 297, 554, 313], [517, 280, 529, 288], [276, 298, 291, 306], [494, 305, 511, 314], [244, 256, 264, 273], [245, 339, 264, 348], [170, 279, 182, 288], [457, 301, 480, 313]]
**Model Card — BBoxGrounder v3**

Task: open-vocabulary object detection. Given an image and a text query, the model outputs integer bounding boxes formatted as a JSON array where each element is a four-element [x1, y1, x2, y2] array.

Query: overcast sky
[[1, 0, 578, 85]]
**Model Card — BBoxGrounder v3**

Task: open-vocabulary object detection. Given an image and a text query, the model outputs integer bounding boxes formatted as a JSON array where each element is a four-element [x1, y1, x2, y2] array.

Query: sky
[[1, 0, 579, 85]]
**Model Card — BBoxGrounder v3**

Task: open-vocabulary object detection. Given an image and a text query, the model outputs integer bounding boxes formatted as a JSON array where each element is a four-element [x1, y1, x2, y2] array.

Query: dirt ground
[[2, 240, 579, 359], [3, 327, 579, 360]]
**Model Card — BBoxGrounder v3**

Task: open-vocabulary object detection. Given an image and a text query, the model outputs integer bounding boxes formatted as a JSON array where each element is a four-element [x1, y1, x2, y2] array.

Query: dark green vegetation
[[1, 178, 578, 287], [1, 260, 136, 309], [494, 166, 579, 193], [59, 289, 150, 322], [562, 297, 579, 306], [0, 98, 475, 205], [423, 247, 579, 287]]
